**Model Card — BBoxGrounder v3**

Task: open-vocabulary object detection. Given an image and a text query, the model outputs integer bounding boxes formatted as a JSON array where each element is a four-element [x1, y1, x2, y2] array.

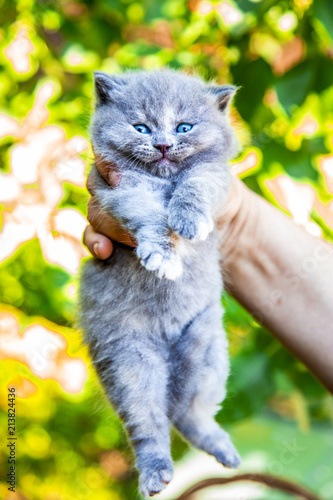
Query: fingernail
[[109, 168, 121, 187], [93, 243, 100, 258]]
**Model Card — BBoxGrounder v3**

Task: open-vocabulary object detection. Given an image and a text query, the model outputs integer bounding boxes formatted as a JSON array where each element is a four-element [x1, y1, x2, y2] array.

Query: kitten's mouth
[[156, 156, 174, 165]]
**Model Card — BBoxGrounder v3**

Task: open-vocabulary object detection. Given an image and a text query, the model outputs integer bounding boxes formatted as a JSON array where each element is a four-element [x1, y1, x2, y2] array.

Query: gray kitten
[[79, 69, 241, 498]]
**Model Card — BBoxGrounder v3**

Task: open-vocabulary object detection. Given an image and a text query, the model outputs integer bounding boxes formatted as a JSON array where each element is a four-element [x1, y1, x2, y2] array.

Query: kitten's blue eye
[[176, 123, 193, 133], [134, 124, 150, 134]]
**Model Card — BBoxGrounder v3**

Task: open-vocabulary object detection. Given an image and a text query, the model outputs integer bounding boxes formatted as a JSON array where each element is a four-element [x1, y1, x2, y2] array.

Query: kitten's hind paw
[[213, 439, 241, 469], [139, 457, 173, 498], [137, 242, 182, 280]]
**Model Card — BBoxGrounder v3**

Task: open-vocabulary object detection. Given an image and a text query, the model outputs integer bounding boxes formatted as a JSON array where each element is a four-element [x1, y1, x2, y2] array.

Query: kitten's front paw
[[169, 210, 214, 242], [196, 218, 214, 241], [139, 456, 173, 498], [136, 242, 182, 280], [157, 253, 183, 280]]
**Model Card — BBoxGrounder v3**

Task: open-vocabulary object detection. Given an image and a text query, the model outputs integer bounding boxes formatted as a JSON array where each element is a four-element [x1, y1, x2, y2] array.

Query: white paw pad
[[143, 252, 163, 271], [156, 255, 183, 281], [196, 218, 214, 241]]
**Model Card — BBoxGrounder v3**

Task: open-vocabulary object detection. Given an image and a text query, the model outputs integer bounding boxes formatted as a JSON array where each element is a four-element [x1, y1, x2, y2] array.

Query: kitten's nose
[[154, 144, 172, 155]]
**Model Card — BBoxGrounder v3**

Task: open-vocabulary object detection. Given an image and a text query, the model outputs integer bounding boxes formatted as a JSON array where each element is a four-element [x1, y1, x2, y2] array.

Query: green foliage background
[[0, 0, 333, 499]]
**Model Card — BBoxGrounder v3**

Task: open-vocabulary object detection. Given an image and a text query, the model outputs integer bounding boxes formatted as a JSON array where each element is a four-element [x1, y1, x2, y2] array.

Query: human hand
[[83, 159, 136, 259]]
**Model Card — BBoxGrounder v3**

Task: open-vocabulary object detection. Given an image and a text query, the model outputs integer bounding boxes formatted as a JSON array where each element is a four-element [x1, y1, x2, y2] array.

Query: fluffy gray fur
[[79, 69, 241, 498]]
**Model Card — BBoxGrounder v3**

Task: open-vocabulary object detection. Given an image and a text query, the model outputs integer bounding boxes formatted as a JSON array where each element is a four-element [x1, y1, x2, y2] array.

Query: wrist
[[217, 177, 252, 258], [216, 177, 259, 289]]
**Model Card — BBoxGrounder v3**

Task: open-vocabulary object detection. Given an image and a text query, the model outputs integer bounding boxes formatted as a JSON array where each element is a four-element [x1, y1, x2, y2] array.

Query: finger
[[92, 151, 111, 180], [83, 225, 114, 260], [87, 197, 137, 247], [93, 152, 121, 187], [86, 171, 96, 195]]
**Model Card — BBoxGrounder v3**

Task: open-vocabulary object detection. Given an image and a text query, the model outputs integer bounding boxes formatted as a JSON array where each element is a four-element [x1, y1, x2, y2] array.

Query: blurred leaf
[[220, 351, 275, 423], [232, 58, 274, 123], [275, 63, 314, 115], [313, 0, 333, 43]]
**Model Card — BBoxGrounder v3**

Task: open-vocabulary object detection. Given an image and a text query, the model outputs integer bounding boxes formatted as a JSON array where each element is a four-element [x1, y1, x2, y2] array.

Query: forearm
[[218, 178, 333, 392]]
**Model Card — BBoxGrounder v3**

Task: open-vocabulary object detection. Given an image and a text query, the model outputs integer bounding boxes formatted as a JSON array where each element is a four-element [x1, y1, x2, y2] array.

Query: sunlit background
[[0, 0, 333, 499]]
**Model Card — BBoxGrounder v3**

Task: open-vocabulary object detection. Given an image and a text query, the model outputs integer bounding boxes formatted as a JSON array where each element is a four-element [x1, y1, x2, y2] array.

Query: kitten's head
[[91, 70, 237, 177]]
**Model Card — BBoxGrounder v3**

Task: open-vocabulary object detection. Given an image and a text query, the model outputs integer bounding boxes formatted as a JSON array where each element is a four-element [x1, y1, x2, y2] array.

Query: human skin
[[84, 169, 333, 394]]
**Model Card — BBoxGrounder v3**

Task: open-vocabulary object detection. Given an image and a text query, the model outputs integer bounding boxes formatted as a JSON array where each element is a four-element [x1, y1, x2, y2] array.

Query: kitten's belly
[[79, 235, 223, 341]]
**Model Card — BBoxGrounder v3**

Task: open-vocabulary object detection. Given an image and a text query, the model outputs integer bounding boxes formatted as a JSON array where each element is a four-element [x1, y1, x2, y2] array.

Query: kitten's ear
[[208, 85, 238, 112], [93, 71, 125, 106]]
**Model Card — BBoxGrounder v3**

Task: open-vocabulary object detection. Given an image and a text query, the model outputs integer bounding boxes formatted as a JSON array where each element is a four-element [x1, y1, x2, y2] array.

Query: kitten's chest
[[139, 238, 223, 339], [103, 234, 222, 340]]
